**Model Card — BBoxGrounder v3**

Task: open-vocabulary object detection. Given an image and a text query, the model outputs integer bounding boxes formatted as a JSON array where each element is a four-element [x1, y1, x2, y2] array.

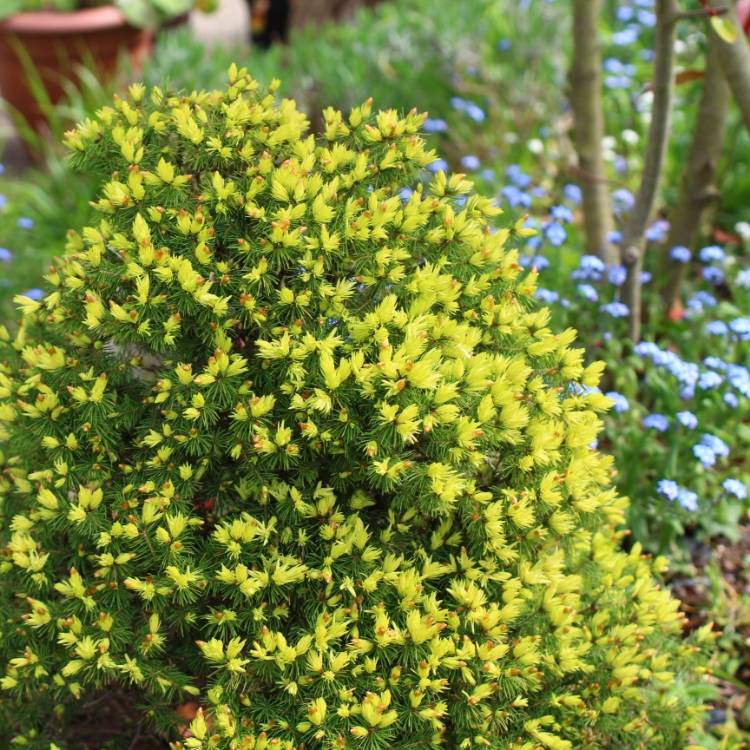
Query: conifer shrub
[[0, 68, 712, 749]]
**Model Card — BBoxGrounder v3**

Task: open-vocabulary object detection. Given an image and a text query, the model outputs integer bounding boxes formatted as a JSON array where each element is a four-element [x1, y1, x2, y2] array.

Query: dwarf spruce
[[0, 68, 711, 749]]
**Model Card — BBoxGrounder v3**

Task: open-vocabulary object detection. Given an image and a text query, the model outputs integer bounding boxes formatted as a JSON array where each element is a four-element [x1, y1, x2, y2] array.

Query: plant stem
[[661, 29, 730, 311], [621, 0, 679, 341], [569, 0, 616, 264]]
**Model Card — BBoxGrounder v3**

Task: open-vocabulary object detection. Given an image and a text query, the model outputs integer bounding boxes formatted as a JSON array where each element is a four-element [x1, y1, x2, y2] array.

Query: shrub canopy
[[0, 68, 709, 750]]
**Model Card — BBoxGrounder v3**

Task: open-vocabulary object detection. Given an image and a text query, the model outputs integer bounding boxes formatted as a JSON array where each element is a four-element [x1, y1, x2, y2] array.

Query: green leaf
[[115, 0, 160, 28], [711, 15, 738, 45]]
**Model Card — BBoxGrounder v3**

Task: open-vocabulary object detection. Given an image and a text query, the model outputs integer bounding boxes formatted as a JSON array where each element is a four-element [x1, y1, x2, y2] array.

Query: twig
[[141, 526, 158, 559], [81, 690, 120, 711], [713, 1, 750, 134], [127, 717, 145, 750], [567, 164, 630, 189], [675, 6, 729, 20], [621, 0, 679, 341]]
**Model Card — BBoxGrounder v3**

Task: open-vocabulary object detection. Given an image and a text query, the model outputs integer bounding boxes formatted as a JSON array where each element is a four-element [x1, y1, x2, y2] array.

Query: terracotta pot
[[0, 6, 152, 136]]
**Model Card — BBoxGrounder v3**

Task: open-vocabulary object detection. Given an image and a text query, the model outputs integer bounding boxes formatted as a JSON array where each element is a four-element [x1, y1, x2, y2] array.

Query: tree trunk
[[290, 0, 381, 28], [569, 0, 616, 264], [621, 0, 678, 341], [713, 0, 750, 134], [661, 31, 730, 311]]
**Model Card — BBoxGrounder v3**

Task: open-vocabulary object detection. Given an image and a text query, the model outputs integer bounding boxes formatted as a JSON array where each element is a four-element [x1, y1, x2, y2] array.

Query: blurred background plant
[[2, 0, 750, 744]]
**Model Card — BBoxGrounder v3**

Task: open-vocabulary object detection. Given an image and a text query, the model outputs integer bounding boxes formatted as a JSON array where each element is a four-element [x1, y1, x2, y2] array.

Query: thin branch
[[713, 0, 750, 134], [567, 164, 630, 189], [141, 526, 157, 558], [675, 7, 729, 20], [621, 0, 679, 341], [127, 717, 145, 750], [661, 29, 730, 311], [568, 0, 616, 264]]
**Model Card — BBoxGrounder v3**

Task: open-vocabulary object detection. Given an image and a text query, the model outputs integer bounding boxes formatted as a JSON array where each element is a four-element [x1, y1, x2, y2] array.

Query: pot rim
[[0, 6, 132, 35]]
